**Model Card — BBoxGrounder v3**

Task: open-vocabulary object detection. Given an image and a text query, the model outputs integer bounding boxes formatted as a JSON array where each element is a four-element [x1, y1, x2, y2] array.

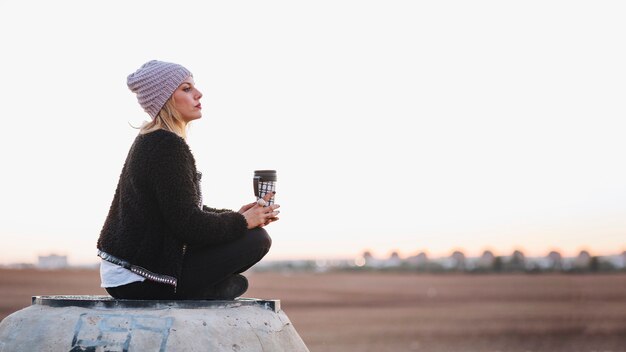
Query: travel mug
[[253, 170, 277, 206]]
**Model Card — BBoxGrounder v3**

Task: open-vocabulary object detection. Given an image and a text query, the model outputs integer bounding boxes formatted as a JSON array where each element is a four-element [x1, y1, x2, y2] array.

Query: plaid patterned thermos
[[254, 170, 277, 206]]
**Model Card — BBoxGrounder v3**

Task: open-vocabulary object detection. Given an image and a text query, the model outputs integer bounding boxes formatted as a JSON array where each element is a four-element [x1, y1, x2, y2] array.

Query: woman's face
[[172, 76, 203, 123]]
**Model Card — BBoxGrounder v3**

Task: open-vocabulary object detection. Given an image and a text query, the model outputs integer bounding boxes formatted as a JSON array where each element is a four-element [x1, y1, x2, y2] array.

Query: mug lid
[[254, 170, 277, 181]]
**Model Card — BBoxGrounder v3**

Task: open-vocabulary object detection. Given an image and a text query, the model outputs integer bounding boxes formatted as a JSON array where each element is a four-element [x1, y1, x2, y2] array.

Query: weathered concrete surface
[[0, 296, 309, 352]]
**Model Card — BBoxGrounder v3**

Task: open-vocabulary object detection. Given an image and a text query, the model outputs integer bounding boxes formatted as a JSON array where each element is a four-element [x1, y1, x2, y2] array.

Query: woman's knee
[[246, 227, 272, 250]]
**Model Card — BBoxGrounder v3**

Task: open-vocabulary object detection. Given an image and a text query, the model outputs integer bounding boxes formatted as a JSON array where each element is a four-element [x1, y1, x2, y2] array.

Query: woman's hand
[[238, 202, 256, 214], [240, 192, 280, 229]]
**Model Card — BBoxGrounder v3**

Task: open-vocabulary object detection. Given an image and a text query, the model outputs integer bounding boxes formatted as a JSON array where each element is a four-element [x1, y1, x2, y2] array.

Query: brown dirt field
[[1, 269, 625, 352]]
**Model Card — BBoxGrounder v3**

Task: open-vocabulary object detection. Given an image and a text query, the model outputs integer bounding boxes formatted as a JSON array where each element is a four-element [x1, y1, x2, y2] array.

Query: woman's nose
[[196, 89, 203, 99]]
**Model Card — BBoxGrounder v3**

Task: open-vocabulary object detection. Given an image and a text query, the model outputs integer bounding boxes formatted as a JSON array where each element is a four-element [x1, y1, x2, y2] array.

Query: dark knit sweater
[[97, 129, 248, 283]]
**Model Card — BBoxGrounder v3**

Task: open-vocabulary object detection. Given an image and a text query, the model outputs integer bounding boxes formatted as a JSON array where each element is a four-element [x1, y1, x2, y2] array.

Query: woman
[[97, 60, 279, 300]]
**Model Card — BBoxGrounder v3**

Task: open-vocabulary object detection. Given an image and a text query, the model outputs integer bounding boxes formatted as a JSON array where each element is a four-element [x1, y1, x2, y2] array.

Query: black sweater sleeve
[[203, 205, 233, 214], [148, 133, 248, 246]]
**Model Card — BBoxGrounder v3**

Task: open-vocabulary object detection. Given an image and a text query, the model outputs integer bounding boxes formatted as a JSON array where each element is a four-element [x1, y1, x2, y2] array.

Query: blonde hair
[[139, 97, 188, 139]]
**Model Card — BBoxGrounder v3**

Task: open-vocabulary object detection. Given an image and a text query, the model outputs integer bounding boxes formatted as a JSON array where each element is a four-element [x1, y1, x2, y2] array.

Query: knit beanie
[[127, 60, 191, 119]]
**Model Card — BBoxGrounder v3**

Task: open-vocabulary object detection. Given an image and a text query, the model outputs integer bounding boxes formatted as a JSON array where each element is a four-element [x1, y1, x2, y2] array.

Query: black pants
[[106, 227, 271, 300]]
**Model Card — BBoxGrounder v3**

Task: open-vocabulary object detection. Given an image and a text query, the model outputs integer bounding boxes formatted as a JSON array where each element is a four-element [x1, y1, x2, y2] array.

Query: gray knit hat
[[127, 60, 191, 119]]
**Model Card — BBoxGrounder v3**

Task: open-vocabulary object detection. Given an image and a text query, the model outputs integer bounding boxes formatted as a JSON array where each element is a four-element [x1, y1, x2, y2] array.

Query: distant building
[[621, 251, 626, 269], [37, 254, 68, 269]]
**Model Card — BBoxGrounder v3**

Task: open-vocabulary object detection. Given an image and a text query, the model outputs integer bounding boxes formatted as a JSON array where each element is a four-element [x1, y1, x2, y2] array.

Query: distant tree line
[[252, 249, 626, 274], [349, 249, 626, 274]]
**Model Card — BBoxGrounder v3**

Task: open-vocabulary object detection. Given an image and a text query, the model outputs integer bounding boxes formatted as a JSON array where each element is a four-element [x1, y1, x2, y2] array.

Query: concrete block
[[0, 295, 309, 352]]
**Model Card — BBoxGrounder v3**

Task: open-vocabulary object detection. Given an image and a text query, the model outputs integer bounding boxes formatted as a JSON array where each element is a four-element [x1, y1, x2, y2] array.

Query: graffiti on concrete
[[69, 312, 174, 352]]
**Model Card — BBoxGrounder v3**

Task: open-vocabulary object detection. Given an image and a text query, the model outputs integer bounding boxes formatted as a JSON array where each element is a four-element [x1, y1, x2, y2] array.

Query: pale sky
[[1, 0, 625, 265]]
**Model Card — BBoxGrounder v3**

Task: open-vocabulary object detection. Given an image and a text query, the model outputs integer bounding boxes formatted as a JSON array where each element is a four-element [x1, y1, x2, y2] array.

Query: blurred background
[[1, 0, 625, 265], [1, 1, 625, 351]]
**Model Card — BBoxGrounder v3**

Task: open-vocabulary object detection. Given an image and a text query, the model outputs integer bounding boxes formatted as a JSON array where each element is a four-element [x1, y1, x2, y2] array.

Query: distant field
[[1, 269, 625, 352]]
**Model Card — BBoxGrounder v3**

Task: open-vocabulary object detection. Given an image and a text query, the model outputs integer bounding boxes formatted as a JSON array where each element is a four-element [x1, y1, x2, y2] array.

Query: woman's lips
[[196, 104, 202, 109]]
